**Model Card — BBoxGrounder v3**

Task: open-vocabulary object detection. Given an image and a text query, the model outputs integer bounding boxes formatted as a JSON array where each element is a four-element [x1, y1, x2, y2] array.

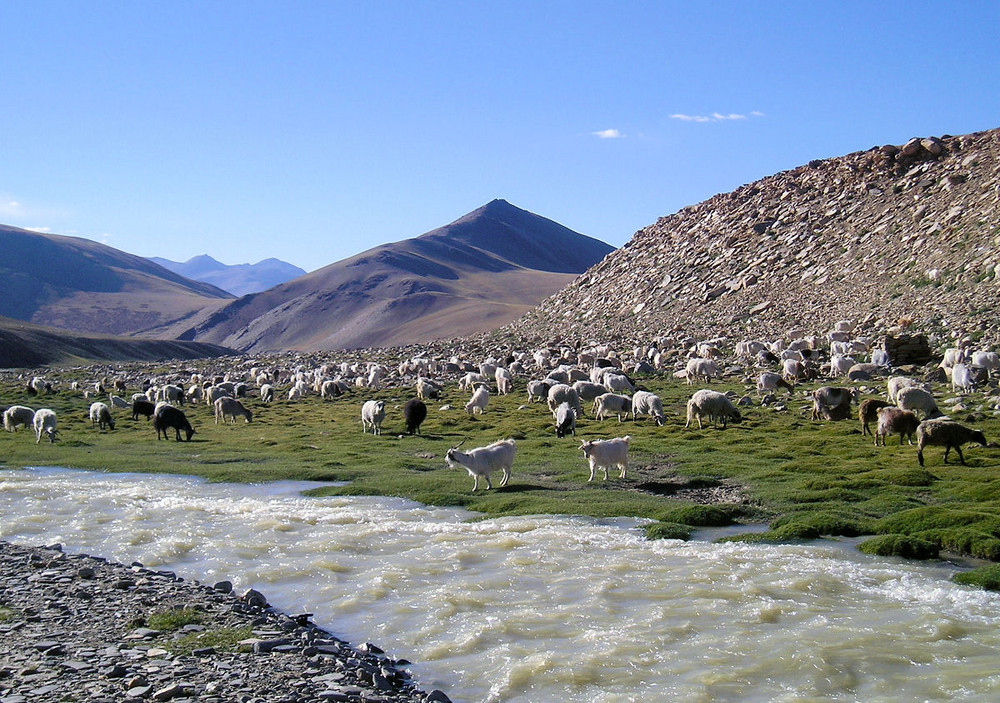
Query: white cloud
[[592, 128, 624, 139], [670, 112, 763, 123], [0, 198, 24, 218]]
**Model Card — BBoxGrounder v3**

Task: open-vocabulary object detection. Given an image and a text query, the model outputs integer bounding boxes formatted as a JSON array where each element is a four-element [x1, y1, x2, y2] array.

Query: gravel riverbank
[[0, 541, 449, 703]]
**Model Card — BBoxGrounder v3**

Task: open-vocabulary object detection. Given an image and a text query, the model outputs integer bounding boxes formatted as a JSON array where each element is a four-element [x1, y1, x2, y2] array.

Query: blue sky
[[2, 2, 998, 272]]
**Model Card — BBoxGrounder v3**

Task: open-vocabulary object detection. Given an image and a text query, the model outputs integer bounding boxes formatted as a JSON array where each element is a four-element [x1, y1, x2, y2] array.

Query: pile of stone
[[884, 333, 933, 365], [0, 540, 449, 703], [503, 127, 1000, 352]]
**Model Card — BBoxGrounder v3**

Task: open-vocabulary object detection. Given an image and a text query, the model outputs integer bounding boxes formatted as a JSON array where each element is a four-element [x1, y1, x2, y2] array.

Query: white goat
[[33, 408, 58, 443], [445, 439, 515, 491], [685, 358, 719, 385], [465, 385, 489, 414], [579, 436, 630, 481], [495, 367, 513, 395], [88, 401, 115, 431], [896, 387, 944, 420], [547, 384, 584, 418], [593, 393, 632, 422], [361, 400, 386, 434], [3, 405, 35, 432]]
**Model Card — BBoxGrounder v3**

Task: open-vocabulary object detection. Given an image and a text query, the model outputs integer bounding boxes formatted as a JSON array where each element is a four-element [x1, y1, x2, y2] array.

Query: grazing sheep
[[554, 402, 577, 438], [757, 372, 794, 397], [416, 377, 442, 401], [631, 390, 665, 426], [811, 387, 856, 421], [858, 398, 893, 437], [829, 355, 855, 377], [157, 384, 185, 406], [916, 420, 988, 467], [320, 380, 343, 399], [526, 380, 552, 403], [3, 405, 35, 432], [459, 372, 488, 390], [579, 436, 630, 481], [206, 385, 234, 405], [361, 400, 386, 434], [88, 401, 115, 431], [896, 387, 944, 420], [603, 373, 635, 394], [464, 385, 490, 415], [886, 376, 926, 404], [547, 384, 584, 418], [874, 407, 919, 446], [131, 398, 155, 421], [403, 398, 427, 435], [260, 384, 275, 404], [593, 393, 632, 422], [782, 358, 805, 384], [29, 377, 50, 395], [214, 397, 253, 424], [153, 405, 196, 441], [572, 380, 608, 403], [33, 408, 58, 443], [685, 390, 742, 429], [951, 363, 976, 395], [445, 439, 515, 491], [287, 386, 302, 402], [971, 350, 1000, 377], [685, 358, 719, 385], [186, 384, 203, 404], [545, 369, 571, 385]]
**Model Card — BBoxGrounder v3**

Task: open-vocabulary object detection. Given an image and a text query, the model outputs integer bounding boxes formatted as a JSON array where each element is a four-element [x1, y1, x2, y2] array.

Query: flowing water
[[2, 466, 999, 702]]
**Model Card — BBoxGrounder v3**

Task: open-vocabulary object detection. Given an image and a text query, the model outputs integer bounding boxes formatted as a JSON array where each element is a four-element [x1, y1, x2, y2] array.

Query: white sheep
[[951, 363, 976, 395], [782, 358, 805, 383], [287, 386, 302, 402], [886, 376, 926, 405], [465, 385, 489, 415], [214, 397, 253, 424], [3, 405, 35, 432], [603, 373, 635, 394], [593, 393, 632, 422], [445, 439, 515, 491], [33, 408, 58, 443], [631, 390, 665, 426], [896, 387, 944, 420], [756, 372, 794, 396], [526, 380, 551, 403], [971, 350, 1000, 377], [811, 386, 856, 421], [361, 399, 386, 434], [107, 395, 130, 409], [186, 384, 203, 404], [685, 358, 719, 385], [685, 390, 742, 429], [459, 372, 488, 390], [829, 355, 855, 377], [260, 384, 275, 403], [571, 380, 608, 402], [579, 436, 630, 481], [157, 384, 185, 406], [546, 384, 584, 418], [88, 401, 115, 431]]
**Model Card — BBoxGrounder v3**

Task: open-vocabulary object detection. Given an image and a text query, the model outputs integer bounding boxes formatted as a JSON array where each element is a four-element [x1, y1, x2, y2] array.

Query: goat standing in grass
[[445, 439, 515, 491]]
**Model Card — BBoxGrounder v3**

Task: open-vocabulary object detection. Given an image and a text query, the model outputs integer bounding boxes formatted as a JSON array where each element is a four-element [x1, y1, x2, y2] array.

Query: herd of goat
[[2, 320, 996, 489]]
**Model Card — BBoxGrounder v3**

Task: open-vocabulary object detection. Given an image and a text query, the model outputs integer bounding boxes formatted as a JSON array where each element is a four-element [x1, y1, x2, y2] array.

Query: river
[[1, 466, 998, 702]]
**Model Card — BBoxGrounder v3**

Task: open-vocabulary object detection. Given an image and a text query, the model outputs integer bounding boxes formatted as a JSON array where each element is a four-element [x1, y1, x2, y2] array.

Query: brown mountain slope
[[0, 225, 234, 337], [504, 128, 1000, 349], [0, 316, 234, 368], [167, 200, 615, 351]]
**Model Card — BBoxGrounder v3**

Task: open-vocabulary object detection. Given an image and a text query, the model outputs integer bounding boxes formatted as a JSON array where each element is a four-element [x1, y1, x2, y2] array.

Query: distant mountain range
[[0, 200, 614, 357], [148, 255, 306, 297], [164, 199, 615, 351], [0, 224, 233, 337]]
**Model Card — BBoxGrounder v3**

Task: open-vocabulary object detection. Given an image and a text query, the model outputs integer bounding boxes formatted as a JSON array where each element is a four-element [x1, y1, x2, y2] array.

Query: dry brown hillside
[[505, 128, 1000, 350]]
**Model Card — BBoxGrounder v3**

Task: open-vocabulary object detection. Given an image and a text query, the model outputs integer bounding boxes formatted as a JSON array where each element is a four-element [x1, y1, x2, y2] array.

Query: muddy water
[[2, 466, 998, 702]]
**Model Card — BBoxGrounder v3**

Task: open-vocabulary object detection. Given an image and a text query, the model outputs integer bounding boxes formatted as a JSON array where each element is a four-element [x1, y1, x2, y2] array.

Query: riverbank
[[0, 540, 449, 703]]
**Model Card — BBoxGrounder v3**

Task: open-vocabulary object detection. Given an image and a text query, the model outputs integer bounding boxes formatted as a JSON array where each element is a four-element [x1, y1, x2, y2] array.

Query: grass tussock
[[3, 364, 1000, 572]]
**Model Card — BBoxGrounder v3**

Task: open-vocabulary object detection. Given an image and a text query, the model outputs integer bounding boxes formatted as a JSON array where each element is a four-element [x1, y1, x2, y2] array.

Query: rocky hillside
[[166, 200, 614, 352], [506, 128, 1000, 350]]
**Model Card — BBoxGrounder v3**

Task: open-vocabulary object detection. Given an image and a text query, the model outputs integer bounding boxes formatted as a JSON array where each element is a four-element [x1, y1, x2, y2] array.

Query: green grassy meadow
[[3, 367, 1000, 584]]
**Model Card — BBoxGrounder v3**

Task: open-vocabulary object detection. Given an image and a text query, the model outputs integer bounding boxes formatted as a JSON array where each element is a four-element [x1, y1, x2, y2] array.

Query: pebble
[[0, 540, 442, 702]]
